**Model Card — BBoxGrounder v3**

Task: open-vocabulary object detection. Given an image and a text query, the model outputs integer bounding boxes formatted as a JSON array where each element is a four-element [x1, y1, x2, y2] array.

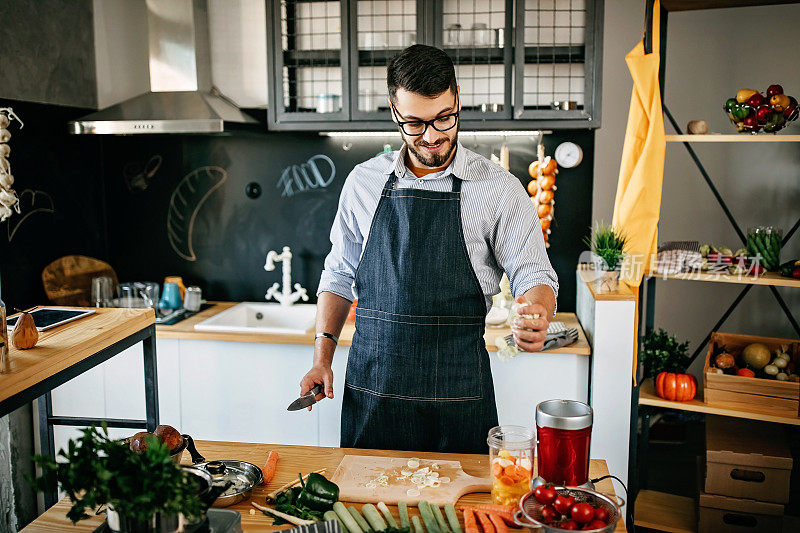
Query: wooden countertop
[[157, 303, 591, 356], [24, 441, 625, 532], [578, 268, 637, 302], [0, 307, 154, 409]]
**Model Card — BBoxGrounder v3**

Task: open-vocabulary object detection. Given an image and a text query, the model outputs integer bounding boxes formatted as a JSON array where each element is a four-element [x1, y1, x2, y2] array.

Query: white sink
[[194, 302, 317, 335]]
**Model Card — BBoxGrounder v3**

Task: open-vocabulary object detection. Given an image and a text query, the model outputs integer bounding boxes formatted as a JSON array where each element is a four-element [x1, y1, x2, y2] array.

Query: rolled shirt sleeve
[[492, 177, 559, 311], [317, 175, 363, 302]]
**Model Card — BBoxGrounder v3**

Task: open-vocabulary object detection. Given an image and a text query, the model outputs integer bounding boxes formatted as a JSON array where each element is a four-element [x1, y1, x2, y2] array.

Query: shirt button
[[416, 178, 424, 186]]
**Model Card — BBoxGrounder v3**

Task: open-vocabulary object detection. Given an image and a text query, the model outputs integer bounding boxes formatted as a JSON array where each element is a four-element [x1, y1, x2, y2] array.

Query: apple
[[746, 93, 767, 108], [766, 84, 784, 98], [784, 96, 799, 121], [742, 115, 759, 131], [756, 105, 772, 125]]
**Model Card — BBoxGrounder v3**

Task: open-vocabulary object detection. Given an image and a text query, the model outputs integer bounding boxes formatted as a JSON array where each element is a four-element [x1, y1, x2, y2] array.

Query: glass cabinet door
[[434, 0, 513, 120], [349, 0, 424, 121], [269, 0, 351, 122], [514, 0, 599, 122]]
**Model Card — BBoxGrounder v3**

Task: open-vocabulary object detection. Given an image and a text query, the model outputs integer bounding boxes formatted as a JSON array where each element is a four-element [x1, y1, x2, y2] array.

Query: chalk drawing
[[166, 166, 227, 261], [277, 154, 336, 197], [124, 154, 162, 193], [6, 189, 55, 242]]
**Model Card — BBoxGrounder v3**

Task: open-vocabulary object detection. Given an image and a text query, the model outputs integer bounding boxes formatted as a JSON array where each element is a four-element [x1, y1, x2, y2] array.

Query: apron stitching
[[346, 382, 482, 402], [386, 195, 459, 201], [435, 316, 440, 400], [355, 315, 482, 326], [356, 307, 483, 319]]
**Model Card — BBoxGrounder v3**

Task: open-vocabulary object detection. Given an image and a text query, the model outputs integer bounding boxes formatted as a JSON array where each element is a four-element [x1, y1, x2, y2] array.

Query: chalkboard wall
[[0, 99, 106, 310], [101, 129, 593, 311]]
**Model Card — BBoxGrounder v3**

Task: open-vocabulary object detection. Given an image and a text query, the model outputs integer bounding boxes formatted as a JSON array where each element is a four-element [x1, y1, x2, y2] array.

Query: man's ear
[[456, 86, 461, 111], [388, 97, 398, 124]]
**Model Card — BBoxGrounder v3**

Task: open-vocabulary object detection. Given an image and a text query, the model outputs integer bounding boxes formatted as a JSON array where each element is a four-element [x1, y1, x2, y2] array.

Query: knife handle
[[309, 383, 324, 396]]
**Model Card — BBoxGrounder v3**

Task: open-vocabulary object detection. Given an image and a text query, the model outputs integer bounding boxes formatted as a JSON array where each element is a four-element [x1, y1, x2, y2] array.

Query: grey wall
[[595, 1, 800, 370], [0, 0, 97, 108]]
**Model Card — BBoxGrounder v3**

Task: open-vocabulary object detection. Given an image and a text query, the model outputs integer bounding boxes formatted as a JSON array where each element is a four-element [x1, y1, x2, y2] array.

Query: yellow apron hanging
[[612, 0, 666, 381]]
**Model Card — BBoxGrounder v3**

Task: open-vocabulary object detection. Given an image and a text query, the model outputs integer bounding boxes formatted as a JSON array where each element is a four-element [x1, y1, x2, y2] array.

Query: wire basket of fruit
[[724, 86, 798, 133], [514, 485, 623, 532]]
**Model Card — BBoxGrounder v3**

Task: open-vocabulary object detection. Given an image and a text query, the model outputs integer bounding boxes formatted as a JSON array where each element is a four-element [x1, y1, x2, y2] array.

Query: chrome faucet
[[264, 246, 309, 306]]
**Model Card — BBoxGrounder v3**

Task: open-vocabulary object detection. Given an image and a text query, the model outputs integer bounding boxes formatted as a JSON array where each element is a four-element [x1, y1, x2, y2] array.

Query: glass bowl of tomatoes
[[514, 485, 623, 532]]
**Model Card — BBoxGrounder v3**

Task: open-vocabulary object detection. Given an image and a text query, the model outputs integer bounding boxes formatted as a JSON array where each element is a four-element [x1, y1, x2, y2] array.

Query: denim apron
[[341, 172, 498, 453]]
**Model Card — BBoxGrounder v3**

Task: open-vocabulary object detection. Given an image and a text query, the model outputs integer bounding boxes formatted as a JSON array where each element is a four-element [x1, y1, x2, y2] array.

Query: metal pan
[[194, 459, 264, 507]]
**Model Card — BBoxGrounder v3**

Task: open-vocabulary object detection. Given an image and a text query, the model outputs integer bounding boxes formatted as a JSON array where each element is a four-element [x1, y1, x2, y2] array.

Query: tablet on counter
[[6, 307, 95, 331]]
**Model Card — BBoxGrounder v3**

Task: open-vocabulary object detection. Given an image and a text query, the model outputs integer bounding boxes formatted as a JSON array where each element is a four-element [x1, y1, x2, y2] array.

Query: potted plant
[[583, 222, 627, 291], [641, 328, 697, 402], [30, 424, 213, 533]]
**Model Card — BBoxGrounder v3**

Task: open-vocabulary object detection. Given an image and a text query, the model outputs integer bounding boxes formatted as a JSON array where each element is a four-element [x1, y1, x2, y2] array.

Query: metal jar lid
[[536, 399, 593, 430]]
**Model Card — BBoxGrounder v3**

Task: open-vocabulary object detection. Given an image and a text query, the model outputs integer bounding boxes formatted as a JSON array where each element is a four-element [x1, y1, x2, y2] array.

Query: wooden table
[[0, 307, 159, 507], [158, 302, 591, 356], [24, 441, 626, 532]]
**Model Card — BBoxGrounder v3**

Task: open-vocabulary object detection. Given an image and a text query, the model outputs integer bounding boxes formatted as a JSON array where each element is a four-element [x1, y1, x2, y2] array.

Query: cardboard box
[[698, 493, 784, 533], [705, 416, 792, 503]]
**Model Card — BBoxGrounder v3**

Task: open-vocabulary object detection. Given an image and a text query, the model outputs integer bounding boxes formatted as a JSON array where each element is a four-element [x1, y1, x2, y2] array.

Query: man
[[300, 45, 558, 453]]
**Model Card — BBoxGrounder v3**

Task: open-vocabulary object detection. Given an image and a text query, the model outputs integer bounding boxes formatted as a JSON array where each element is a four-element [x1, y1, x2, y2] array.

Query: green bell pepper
[[729, 104, 751, 122], [296, 472, 340, 511]]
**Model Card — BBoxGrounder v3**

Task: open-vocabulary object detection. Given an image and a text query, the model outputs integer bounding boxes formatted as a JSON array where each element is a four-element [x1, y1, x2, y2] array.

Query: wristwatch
[[315, 332, 339, 345]]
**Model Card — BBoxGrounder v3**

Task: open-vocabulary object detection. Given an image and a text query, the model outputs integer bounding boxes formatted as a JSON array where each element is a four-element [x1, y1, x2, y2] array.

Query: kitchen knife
[[287, 384, 324, 411]]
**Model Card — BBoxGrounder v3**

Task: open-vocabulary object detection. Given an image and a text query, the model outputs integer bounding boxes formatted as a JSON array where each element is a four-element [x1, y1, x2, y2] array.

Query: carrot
[[488, 514, 508, 533], [262, 450, 279, 485], [463, 508, 480, 533], [459, 506, 516, 527], [499, 475, 514, 486], [474, 511, 495, 533], [490, 463, 503, 478]]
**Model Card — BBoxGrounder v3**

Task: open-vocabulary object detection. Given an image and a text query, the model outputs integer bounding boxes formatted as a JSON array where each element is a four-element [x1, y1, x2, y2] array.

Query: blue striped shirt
[[318, 142, 559, 312]]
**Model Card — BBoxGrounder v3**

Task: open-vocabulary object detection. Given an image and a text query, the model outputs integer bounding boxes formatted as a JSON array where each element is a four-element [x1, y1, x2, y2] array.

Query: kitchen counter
[[157, 302, 591, 356], [24, 440, 626, 532]]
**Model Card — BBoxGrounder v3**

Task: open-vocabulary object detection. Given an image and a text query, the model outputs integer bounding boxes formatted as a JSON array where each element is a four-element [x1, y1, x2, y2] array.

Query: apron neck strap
[[383, 173, 397, 191], [451, 176, 462, 193]]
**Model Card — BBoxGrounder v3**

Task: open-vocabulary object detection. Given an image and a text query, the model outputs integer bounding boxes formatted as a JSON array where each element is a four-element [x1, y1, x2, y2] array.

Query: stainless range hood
[[70, 0, 258, 135]]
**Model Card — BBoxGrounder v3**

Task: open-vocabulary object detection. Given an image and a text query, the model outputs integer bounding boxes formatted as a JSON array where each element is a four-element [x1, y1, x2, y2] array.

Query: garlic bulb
[[0, 173, 12, 189], [0, 130, 10, 143], [0, 144, 8, 158], [0, 188, 18, 209]]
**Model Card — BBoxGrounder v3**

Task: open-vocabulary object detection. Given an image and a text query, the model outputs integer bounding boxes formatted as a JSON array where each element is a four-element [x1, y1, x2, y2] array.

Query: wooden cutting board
[[330, 455, 491, 506], [41, 255, 118, 306]]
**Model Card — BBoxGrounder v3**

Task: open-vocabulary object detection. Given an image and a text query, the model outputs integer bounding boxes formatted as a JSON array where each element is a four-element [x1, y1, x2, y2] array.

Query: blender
[[533, 399, 594, 489]]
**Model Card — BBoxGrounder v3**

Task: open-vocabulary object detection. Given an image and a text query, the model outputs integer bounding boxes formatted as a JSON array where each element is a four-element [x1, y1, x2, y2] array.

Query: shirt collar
[[385, 141, 473, 181]]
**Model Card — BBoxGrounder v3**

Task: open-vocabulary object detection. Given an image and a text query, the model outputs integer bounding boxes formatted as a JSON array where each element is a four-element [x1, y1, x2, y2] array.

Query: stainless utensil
[[287, 384, 324, 411], [515, 485, 624, 533], [196, 460, 264, 508]]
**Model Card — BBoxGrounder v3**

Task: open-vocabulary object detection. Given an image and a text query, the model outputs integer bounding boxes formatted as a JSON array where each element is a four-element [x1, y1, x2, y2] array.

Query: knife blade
[[287, 384, 324, 411]]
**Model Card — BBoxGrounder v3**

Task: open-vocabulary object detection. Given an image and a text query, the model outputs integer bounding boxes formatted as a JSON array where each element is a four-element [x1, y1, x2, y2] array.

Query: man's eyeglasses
[[390, 94, 460, 136]]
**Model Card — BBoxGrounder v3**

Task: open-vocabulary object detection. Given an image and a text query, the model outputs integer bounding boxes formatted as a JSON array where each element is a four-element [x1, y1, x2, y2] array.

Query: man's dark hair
[[387, 44, 457, 103]]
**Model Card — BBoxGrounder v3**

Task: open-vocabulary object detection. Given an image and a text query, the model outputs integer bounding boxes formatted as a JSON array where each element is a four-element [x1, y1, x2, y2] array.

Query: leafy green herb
[[28, 424, 203, 525], [641, 328, 691, 377], [584, 222, 628, 271]]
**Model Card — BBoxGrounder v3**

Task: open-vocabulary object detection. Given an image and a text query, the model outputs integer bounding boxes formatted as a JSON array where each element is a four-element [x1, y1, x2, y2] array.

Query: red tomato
[[553, 495, 576, 515], [559, 520, 579, 530], [570, 503, 594, 524], [655, 371, 697, 402], [540, 506, 559, 524], [583, 520, 608, 530], [593, 506, 610, 523], [534, 484, 558, 505]]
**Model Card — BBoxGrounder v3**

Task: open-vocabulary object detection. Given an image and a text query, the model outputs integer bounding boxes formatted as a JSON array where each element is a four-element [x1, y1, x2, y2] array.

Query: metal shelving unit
[[627, 1, 800, 531], [266, 0, 604, 130]]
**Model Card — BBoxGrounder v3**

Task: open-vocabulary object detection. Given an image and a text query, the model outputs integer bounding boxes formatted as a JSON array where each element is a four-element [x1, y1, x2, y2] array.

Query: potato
[[154, 425, 183, 451]]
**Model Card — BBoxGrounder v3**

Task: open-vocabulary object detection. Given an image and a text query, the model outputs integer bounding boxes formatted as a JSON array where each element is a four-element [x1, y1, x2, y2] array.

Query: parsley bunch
[[30, 424, 203, 525]]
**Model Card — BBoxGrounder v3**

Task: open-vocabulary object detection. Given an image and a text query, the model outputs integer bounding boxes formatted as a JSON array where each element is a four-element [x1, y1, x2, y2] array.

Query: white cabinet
[[49, 338, 589, 452]]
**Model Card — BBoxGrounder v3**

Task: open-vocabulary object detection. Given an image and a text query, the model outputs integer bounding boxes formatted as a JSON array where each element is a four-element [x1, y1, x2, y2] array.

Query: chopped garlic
[[407, 489, 421, 497], [407, 459, 420, 469]]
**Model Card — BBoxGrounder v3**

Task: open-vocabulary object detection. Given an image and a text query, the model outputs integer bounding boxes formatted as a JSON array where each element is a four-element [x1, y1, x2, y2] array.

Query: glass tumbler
[[487, 425, 535, 506]]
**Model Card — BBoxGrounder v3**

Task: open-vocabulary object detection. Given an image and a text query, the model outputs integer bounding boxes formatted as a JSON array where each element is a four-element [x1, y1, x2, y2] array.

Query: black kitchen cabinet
[[266, 0, 603, 131]]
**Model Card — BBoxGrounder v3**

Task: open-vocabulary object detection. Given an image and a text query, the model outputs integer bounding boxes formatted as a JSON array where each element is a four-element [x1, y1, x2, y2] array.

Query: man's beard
[[404, 130, 459, 168]]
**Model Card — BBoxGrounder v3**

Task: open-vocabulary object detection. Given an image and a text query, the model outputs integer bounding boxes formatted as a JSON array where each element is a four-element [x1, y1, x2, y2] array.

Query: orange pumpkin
[[655, 372, 697, 402]]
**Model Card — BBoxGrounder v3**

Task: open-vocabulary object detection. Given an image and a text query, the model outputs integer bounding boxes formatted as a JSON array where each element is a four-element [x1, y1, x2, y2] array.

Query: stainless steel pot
[[169, 434, 205, 465], [105, 466, 231, 533]]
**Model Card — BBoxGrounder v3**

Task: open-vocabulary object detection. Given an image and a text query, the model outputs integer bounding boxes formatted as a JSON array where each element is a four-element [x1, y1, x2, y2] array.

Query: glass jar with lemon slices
[[487, 425, 535, 506]]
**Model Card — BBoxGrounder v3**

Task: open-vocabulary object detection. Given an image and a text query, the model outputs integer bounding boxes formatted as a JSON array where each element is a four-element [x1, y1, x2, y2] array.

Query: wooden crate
[[703, 332, 800, 417]]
